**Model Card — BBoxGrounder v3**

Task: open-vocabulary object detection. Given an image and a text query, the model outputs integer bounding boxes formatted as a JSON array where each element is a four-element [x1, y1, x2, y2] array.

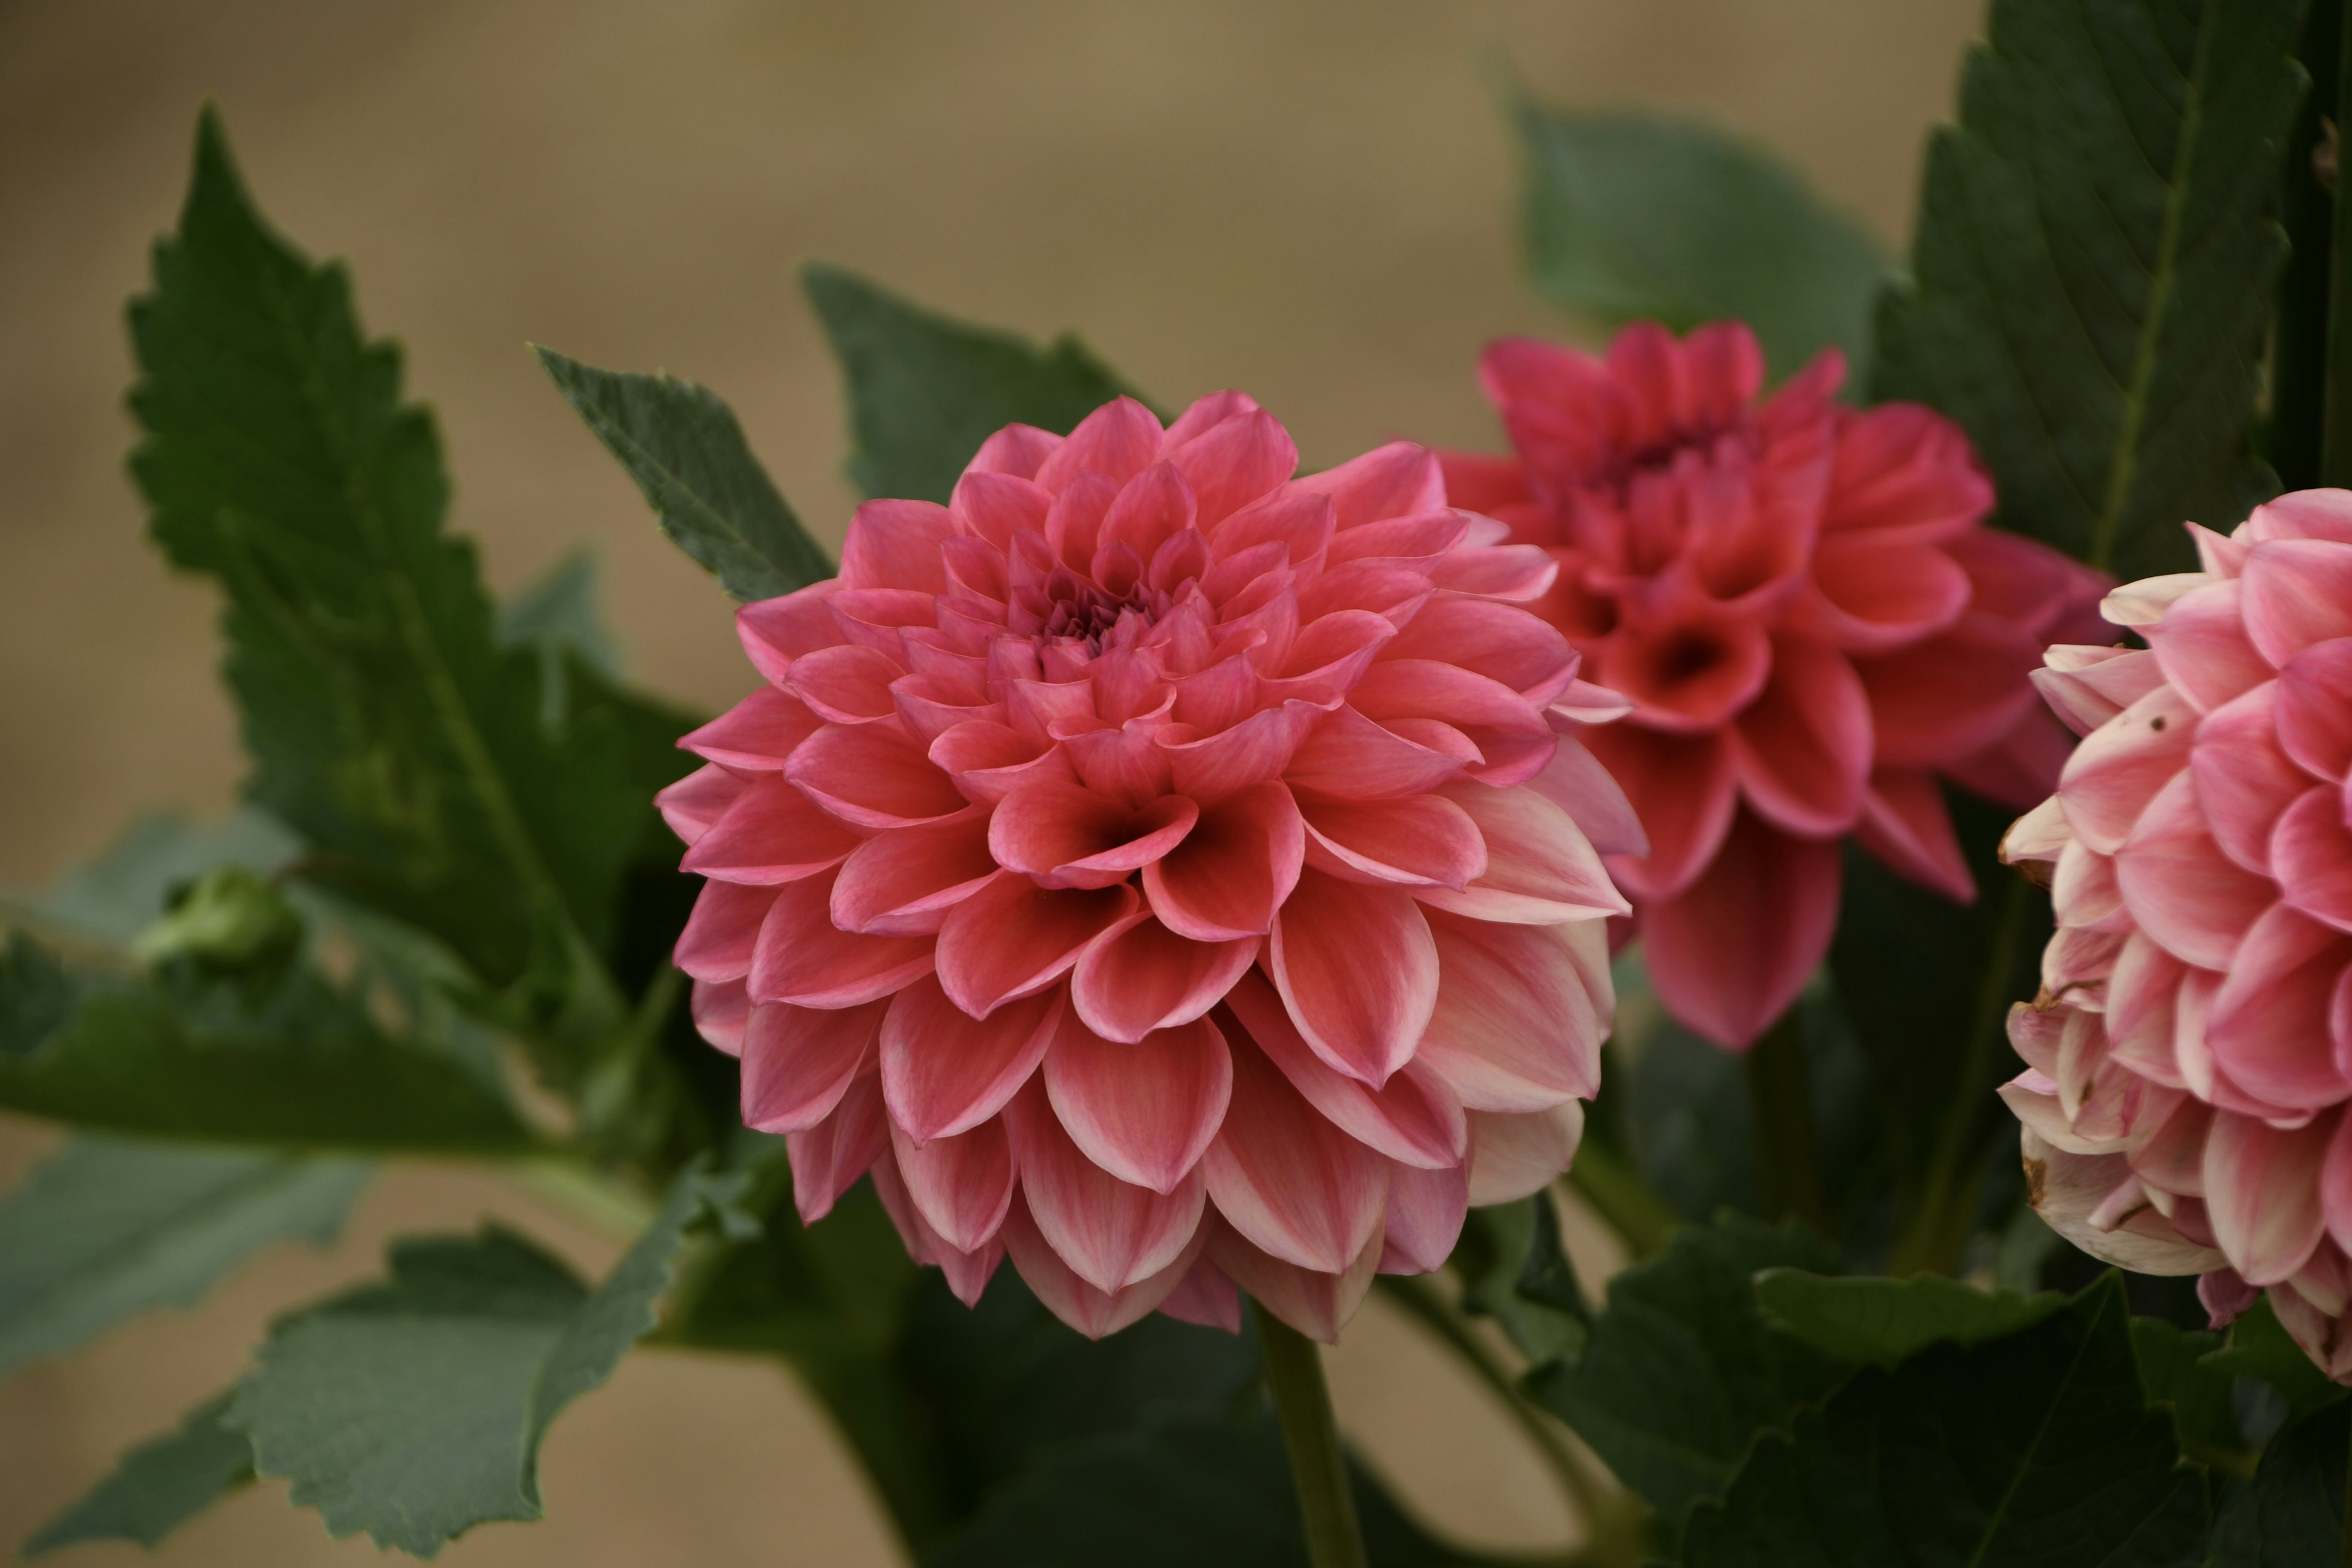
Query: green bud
[[132, 865, 303, 971]]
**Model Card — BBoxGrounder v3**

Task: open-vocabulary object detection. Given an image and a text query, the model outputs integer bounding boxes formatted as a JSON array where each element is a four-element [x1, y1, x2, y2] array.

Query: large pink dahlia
[[1441, 322, 2110, 1047], [658, 392, 1634, 1342], [1999, 489, 2352, 1381]]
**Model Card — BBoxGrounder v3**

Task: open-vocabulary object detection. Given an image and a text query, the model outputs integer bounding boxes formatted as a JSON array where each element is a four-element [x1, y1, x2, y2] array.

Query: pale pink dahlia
[[1441, 323, 2111, 1047], [658, 393, 1634, 1342], [2000, 490, 2352, 1381]]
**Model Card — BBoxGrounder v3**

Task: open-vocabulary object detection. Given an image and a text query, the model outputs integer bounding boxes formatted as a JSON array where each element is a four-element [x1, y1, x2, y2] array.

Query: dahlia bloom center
[[658, 391, 1637, 1343]]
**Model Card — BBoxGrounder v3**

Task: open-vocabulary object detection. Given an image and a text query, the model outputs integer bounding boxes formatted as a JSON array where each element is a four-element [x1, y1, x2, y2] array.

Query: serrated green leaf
[[2203, 1292, 2351, 1427], [1683, 1275, 2206, 1567], [6, 810, 298, 949], [0, 1134, 369, 1375], [227, 1163, 720, 1556], [1515, 101, 1893, 382], [496, 549, 625, 734], [802, 263, 1145, 504], [1523, 1213, 1845, 1535], [532, 348, 831, 601], [1871, 0, 2307, 576], [23, 1393, 255, 1555], [130, 108, 647, 987], [1754, 1270, 2064, 1366], [2206, 1403, 2348, 1565], [925, 1406, 1502, 1568]]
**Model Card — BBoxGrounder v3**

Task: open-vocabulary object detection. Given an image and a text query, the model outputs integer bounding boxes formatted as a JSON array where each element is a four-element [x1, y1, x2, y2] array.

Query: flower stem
[[1744, 1009, 1823, 1229], [1256, 1310, 1368, 1568]]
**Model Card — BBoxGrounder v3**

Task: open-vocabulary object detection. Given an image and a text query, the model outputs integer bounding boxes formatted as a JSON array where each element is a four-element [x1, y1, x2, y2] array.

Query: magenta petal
[[1466, 1102, 1586, 1205], [1205, 1219, 1383, 1344], [1226, 971, 1466, 1167], [880, 977, 1063, 1142], [749, 870, 936, 1007], [683, 775, 865, 885], [1417, 783, 1627, 923], [889, 1113, 1016, 1255], [787, 1072, 889, 1224], [2277, 638, 2352, 783], [2274, 785, 2352, 933], [1416, 910, 1607, 1112], [1268, 869, 1439, 1086], [2206, 903, 2352, 1110], [2192, 682, 2310, 876], [1000, 1192, 1207, 1339], [1642, 813, 1841, 1050], [1069, 912, 1258, 1042], [675, 880, 778, 982], [1202, 1041, 1389, 1274], [2203, 1111, 2330, 1286], [2114, 772, 2274, 970], [1044, 1011, 1233, 1193], [1007, 1082, 1207, 1292], [1144, 781, 1304, 941], [742, 1000, 884, 1133], [1378, 1163, 1470, 1275]]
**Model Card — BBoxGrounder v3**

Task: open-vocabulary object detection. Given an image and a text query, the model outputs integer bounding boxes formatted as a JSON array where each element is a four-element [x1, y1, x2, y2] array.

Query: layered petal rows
[[664, 393, 1632, 1341], [1440, 322, 2109, 1046], [1997, 491, 2352, 1383]]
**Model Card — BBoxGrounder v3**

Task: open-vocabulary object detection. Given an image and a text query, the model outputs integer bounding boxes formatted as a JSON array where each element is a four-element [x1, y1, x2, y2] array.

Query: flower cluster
[[661, 393, 1634, 1341], [1441, 323, 2109, 1047], [1999, 489, 2352, 1380]]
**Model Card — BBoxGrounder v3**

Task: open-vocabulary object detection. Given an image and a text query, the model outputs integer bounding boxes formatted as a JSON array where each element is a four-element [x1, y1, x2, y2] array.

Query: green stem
[[2328, 2, 2352, 488], [1563, 1143, 1681, 1257], [1744, 1010, 1822, 1229], [1257, 1310, 1367, 1568]]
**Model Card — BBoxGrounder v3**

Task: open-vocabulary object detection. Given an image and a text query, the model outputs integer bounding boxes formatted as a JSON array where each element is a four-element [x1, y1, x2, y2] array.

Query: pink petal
[[1378, 1163, 1470, 1275], [1205, 1219, 1382, 1344], [839, 499, 955, 593], [2114, 772, 2273, 970], [1044, 1011, 1232, 1193], [1169, 410, 1298, 527], [788, 722, 970, 829], [791, 644, 910, 725], [788, 1071, 890, 1224], [889, 1112, 1017, 1254], [935, 876, 1137, 1017], [1299, 793, 1486, 889], [869, 1156, 1003, 1306], [1007, 1081, 1207, 1292], [1283, 705, 1476, 801], [2057, 684, 2198, 854], [656, 763, 753, 846], [683, 687, 825, 771], [743, 1000, 884, 1133], [690, 978, 752, 1055], [1289, 441, 1446, 529], [829, 809, 999, 935], [737, 583, 846, 685], [1164, 701, 1323, 803], [682, 774, 866, 885], [1201, 1040, 1389, 1273], [1415, 910, 1606, 1112], [1033, 398, 1163, 491], [1155, 1253, 1245, 1332], [749, 870, 937, 1008], [2192, 682, 2310, 876], [1597, 617, 1773, 734], [2205, 902, 2352, 1110], [2242, 539, 2352, 667], [1225, 970, 1466, 1167], [1416, 783, 1627, 923], [2203, 1111, 2331, 1286], [2151, 579, 2271, 713], [1804, 533, 1970, 651], [2277, 638, 2352, 783], [967, 422, 1059, 480], [2033, 646, 2168, 737], [1854, 769, 1974, 902], [1379, 598, 1577, 706], [1143, 781, 1304, 940], [2275, 785, 2352, 933], [989, 783, 1199, 889], [2101, 574, 2206, 630], [931, 718, 1079, 804], [1854, 614, 2040, 769], [952, 470, 1052, 551], [1728, 635, 1872, 838], [675, 880, 778, 982], [880, 977, 1063, 1142], [1583, 725, 1736, 902], [2321, 1110, 2352, 1257], [1641, 812, 1841, 1050], [1099, 462, 1199, 565], [1466, 1102, 1586, 1205], [1349, 661, 1556, 788], [999, 1191, 1208, 1339], [1267, 869, 1440, 1086], [1526, 733, 1649, 859], [1069, 911, 1258, 1043]]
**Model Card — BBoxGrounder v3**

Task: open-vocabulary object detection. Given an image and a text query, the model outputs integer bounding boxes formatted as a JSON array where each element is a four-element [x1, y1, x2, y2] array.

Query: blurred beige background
[[0, 1, 1978, 1561]]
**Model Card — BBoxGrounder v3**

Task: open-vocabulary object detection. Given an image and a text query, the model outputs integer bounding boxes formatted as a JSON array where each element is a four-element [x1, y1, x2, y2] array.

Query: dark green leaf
[[0, 1134, 369, 1374], [2203, 1292, 2351, 1427], [1870, 0, 2307, 576], [496, 549, 626, 734], [1450, 1194, 1588, 1366], [0, 931, 534, 1153], [131, 109, 647, 985], [802, 262, 1145, 504], [532, 348, 831, 601], [926, 1406, 1502, 1568], [1755, 1270, 2064, 1366], [227, 1164, 722, 1555], [1524, 1213, 1845, 1533], [23, 1393, 254, 1555], [1682, 1275, 2206, 1567], [1514, 101, 1892, 381], [2130, 1317, 2252, 1474], [6, 810, 297, 949], [2206, 1403, 2348, 1566]]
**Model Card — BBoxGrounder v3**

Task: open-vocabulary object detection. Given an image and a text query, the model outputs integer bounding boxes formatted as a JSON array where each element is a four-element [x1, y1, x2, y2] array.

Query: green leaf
[[1754, 1270, 2064, 1366], [1681, 1275, 2207, 1566], [0, 931, 534, 1153], [130, 108, 647, 986], [2130, 1317, 2253, 1474], [496, 549, 626, 734], [1513, 100, 1893, 382], [1870, 0, 2308, 576], [2206, 1403, 2348, 1565], [1523, 1213, 1845, 1534], [532, 348, 832, 601], [802, 263, 1145, 504], [23, 1393, 255, 1555], [925, 1406, 1504, 1568], [2203, 1292, 2351, 1427], [227, 1163, 725, 1555], [1449, 1193, 1588, 1366], [6, 809, 297, 949], [0, 1134, 369, 1375]]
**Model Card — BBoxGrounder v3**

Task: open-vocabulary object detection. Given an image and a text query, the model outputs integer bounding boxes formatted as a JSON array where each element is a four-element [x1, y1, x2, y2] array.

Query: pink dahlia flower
[[1440, 322, 2110, 1047], [1999, 489, 2352, 1382], [658, 392, 1634, 1342]]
